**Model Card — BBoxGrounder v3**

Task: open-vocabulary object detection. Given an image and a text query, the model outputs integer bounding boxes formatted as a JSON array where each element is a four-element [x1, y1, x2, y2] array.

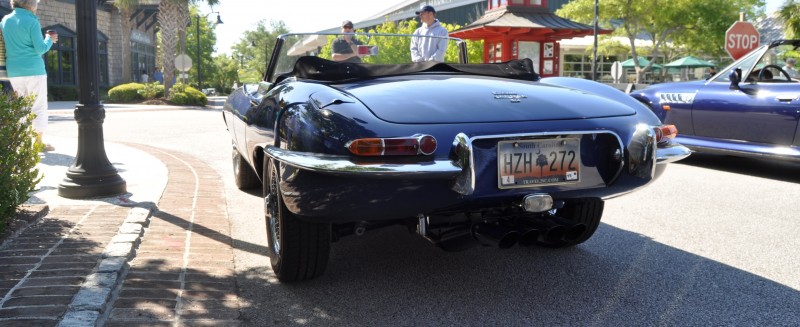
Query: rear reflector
[[346, 134, 437, 156]]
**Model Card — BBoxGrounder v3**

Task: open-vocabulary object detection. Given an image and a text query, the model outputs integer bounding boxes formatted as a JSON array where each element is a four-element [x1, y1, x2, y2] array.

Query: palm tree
[[778, 0, 800, 38], [113, 0, 219, 96]]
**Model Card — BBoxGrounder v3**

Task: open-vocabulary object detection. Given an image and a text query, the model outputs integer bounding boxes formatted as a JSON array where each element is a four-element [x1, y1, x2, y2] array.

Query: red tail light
[[654, 124, 678, 143], [346, 134, 437, 156]]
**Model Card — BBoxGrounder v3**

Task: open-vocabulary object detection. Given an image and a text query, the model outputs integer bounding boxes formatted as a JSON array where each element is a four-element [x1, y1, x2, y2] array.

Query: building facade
[[0, 0, 158, 98]]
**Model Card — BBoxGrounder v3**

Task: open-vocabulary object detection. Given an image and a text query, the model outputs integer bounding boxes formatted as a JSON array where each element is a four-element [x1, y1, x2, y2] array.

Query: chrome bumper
[[655, 143, 692, 164], [265, 146, 462, 179]]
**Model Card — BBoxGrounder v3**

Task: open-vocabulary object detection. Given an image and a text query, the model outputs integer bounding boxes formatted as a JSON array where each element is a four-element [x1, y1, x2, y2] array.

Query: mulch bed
[[0, 204, 49, 245]]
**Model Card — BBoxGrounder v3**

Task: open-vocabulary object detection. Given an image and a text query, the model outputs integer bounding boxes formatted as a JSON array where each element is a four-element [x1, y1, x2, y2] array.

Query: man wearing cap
[[332, 20, 363, 63], [410, 5, 448, 63]]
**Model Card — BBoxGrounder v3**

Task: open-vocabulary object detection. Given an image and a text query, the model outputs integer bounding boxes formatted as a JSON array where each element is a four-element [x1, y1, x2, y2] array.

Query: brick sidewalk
[[0, 144, 240, 326]]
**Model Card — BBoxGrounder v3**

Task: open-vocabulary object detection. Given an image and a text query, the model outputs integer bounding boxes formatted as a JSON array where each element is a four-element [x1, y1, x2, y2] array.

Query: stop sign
[[725, 22, 760, 60]]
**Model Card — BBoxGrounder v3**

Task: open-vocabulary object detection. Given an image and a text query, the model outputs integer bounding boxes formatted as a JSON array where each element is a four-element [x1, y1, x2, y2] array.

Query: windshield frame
[[264, 33, 469, 83]]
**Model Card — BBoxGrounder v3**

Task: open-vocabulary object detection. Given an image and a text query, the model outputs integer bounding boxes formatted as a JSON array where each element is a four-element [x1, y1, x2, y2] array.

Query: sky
[[200, 0, 392, 55], [203, 0, 788, 56]]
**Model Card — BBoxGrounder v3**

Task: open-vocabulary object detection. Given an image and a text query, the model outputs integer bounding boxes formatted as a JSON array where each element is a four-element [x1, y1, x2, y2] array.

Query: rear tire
[[263, 159, 331, 282], [233, 145, 260, 190], [543, 198, 604, 248]]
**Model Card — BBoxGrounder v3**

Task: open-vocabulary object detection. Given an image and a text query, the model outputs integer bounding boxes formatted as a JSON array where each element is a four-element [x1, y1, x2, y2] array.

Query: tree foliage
[[557, 0, 764, 82], [314, 19, 483, 65], [779, 0, 800, 38], [231, 20, 290, 82], [185, 5, 219, 89]]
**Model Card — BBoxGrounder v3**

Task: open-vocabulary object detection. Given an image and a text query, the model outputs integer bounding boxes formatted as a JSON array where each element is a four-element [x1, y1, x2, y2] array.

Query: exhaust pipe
[[517, 217, 587, 246], [517, 219, 566, 246], [549, 216, 587, 243], [473, 222, 519, 249]]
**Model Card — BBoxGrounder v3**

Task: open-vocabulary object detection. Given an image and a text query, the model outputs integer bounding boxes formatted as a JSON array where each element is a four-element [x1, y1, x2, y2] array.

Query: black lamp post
[[196, 11, 223, 90], [58, 0, 126, 198]]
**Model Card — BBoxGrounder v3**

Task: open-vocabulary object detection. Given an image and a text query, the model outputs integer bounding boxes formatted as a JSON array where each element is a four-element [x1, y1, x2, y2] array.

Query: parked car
[[223, 33, 690, 281], [202, 88, 216, 96], [631, 39, 800, 162]]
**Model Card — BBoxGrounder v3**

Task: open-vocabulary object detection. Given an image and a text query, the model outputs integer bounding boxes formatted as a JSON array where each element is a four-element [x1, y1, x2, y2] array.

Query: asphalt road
[[48, 106, 800, 326]]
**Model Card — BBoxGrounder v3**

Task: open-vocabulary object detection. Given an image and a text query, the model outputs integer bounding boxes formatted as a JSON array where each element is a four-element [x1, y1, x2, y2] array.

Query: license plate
[[497, 138, 580, 188]]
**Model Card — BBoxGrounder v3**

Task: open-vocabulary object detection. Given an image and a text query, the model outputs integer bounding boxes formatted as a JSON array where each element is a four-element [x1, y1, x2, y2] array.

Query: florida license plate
[[497, 138, 580, 188]]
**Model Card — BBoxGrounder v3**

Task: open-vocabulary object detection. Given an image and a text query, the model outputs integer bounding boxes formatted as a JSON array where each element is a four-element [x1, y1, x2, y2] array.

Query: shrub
[[47, 85, 79, 101], [167, 83, 207, 106], [0, 85, 42, 233], [138, 83, 164, 99], [107, 83, 145, 102]]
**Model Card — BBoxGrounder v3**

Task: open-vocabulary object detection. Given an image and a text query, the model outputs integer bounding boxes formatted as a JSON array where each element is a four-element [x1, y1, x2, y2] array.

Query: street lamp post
[[196, 11, 223, 90], [592, 0, 599, 81], [59, 0, 126, 198]]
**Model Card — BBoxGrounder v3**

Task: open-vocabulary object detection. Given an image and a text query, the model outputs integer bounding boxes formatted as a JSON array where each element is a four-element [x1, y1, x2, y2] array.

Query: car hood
[[335, 75, 638, 124]]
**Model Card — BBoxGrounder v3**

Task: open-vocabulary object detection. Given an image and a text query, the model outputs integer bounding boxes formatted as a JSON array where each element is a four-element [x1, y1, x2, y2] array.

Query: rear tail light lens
[[654, 124, 678, 143], [346, 134, 437, 156]]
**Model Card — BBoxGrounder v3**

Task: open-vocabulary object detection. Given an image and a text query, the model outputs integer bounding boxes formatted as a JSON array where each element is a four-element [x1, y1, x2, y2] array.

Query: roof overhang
[[451, 6, 612, 41]]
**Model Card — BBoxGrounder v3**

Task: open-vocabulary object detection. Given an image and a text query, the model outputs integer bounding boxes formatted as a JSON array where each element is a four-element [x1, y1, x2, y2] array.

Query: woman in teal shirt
[[1, 0, 56, 151]]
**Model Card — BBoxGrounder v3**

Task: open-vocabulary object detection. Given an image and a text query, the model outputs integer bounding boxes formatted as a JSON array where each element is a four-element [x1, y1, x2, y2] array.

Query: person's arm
[[430, 28, 449, 62], [29, 21, 52, 55], [331, 39, 358, 61], [410, 35, 423, 62]]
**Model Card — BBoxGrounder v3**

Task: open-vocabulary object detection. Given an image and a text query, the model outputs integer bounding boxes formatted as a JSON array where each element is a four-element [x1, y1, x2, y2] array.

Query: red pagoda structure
[[450, 0, 611, 77]]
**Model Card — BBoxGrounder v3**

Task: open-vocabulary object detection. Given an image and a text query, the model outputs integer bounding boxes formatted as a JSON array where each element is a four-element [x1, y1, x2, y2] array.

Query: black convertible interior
[[279, 56, 541, 84]]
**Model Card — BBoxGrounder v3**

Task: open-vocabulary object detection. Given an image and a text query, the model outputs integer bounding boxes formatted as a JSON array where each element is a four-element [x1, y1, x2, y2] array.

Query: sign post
[[725, 21, 760, 60], [610, 61, 623, 84]]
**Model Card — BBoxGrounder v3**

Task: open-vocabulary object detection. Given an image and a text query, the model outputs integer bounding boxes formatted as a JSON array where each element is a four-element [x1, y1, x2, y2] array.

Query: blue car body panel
[[631, 40, 800, 162]]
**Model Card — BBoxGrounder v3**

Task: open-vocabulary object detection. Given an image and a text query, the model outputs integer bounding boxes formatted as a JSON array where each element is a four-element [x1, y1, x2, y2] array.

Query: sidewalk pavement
[[0, 105, 241, 326]]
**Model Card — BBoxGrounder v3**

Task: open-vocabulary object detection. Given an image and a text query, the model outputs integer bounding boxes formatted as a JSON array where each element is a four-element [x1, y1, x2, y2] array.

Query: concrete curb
[[58, 205, 155, 327]]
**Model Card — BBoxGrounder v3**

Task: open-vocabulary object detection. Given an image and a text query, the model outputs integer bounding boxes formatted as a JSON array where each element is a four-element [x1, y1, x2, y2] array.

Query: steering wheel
[[758, 64, 792, 82]]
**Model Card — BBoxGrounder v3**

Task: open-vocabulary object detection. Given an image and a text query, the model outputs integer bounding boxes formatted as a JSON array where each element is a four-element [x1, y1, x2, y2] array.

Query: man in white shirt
[[410, 5, 448, 63]]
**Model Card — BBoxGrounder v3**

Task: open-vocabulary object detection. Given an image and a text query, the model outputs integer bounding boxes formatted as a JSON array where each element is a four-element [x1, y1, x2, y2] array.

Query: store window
[[130, 29, 155, 82], [43, 25, 76, 85], [98, 32, 109, 86]]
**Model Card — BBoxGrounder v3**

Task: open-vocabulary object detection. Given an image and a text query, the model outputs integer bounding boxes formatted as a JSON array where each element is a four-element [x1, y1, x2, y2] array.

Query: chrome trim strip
[[265, 146, 462, 178], [656, 143, 692, 164], [452, 130, 626, 196]]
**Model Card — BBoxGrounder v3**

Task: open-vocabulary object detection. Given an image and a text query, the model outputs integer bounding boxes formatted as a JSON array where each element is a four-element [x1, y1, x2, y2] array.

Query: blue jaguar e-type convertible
[[223, 33, 690, 281], [631, 40, 800, 162]]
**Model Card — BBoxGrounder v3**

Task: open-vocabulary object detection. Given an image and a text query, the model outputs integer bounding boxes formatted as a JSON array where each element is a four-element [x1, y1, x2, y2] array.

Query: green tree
[[558, 0, 764, 83], [210, 54, 239, 93], [231, 20, 291, 81], [185, 5, 219, 89], [779, 0, 800, 38]]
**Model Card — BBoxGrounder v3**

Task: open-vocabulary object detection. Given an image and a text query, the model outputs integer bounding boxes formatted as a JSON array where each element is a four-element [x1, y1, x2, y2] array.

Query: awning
[[664, 56, 715, 68], [621, 56, 662, 69], [286, 35, 329, 56]]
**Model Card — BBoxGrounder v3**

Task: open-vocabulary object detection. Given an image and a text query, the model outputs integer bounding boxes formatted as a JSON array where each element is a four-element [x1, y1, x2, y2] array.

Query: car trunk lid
[[338, 75, 637, 124]]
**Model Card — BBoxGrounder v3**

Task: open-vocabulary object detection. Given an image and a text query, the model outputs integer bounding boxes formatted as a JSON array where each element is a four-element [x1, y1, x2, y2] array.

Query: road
[[48, 106, 800, 326]]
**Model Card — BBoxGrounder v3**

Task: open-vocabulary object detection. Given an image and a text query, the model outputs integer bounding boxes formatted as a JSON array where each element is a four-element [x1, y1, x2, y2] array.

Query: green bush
[[168, 83, 207, 106], [0, 86, 42, 233], [47, 85, 79, 101], [107, 83, 145, 102], [137, 83, 164, 99]]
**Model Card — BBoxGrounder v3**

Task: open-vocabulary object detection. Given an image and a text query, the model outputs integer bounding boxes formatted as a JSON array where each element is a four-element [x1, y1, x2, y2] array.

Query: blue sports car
[[223, 33, 690, 281], [631, 40, 800, 162]]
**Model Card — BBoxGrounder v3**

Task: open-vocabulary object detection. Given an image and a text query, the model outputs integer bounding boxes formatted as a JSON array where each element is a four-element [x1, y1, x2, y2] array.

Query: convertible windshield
[[716, 40, 800, 83], [267, 33, 469, 83]]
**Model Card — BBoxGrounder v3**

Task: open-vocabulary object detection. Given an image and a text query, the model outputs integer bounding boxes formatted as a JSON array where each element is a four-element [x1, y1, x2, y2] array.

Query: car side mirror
[[729, 68, 742, 90]]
